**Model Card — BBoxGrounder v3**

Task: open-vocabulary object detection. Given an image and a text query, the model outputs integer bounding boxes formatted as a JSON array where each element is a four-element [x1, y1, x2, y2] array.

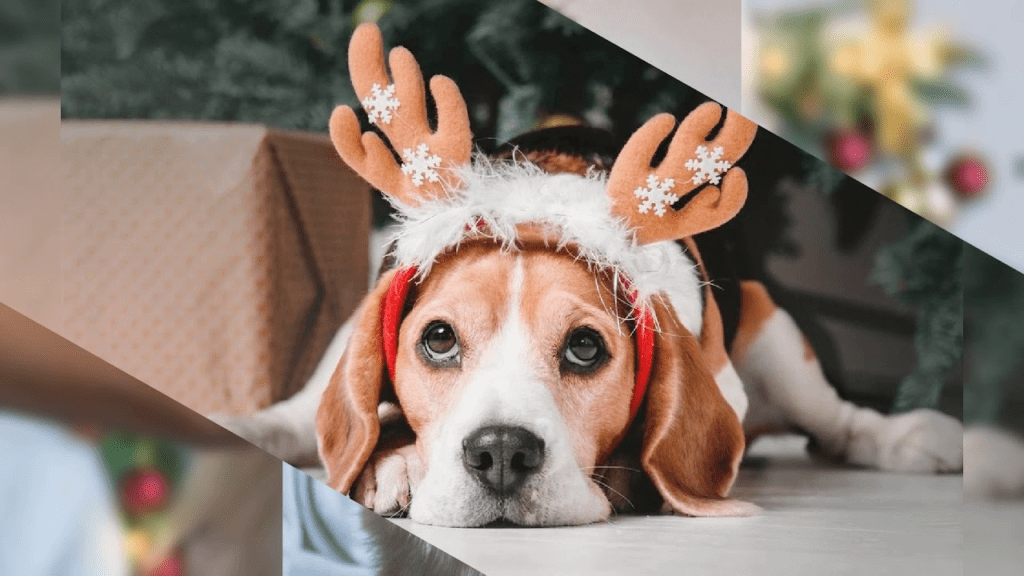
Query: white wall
[[539, 0, 742, 108]]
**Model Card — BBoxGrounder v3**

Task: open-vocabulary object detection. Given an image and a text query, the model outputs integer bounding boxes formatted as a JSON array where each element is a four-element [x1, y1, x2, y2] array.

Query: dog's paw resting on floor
[[349, 403, 424, 516], [352, 442, 423, 516], [964, 426, 1024, 499], [846, 409, 964, 474]]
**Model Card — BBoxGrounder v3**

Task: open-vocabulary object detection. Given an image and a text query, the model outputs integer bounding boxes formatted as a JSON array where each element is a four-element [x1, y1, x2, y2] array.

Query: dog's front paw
[[849, 409, 963, 473], [964, 426, 1024, 499], [351, 443, 424, 516]]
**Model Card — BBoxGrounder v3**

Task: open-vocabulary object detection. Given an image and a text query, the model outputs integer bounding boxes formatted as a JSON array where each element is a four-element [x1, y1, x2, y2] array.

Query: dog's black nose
[[462, 425, 545, 495]]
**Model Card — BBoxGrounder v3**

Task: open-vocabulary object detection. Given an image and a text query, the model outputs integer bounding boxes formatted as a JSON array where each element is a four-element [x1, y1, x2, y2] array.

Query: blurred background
[[60, 0, 716, 181], [0, 304, 282, 576], [0, 417, 283, 576]]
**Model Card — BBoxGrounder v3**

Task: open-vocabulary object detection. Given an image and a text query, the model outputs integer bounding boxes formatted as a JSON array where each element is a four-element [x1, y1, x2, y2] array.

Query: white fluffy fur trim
[[388, 156, 704, 335]]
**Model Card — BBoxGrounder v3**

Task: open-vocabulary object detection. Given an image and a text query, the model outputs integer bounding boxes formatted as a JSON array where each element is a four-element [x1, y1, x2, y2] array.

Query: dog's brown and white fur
[[214, 155, 963, 528]]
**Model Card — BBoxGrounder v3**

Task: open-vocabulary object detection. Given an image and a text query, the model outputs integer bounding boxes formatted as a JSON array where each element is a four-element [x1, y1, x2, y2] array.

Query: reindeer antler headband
[[330, 24, 757, 422]]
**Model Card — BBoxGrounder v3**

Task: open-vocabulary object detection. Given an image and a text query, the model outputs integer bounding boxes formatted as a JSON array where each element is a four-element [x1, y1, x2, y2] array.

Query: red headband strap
[[622, 274, 655, 421], [381, 266, 655, 422], [381, 266, 418, 379]]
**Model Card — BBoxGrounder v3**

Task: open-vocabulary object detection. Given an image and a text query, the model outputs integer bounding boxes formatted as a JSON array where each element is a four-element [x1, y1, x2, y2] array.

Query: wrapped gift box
[[0, 99, 61, 327], [58, 121, 371, 415]]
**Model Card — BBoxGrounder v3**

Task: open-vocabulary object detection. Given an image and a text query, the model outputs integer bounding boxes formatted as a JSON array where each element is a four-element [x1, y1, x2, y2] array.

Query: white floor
[[964, 500, 1024, 576], [389, 436, 966, 576]]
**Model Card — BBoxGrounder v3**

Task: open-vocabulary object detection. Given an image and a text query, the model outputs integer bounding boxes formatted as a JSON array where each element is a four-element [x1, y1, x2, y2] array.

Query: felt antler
[[607, 103, 758, 245], [329, 23, 473, 206]]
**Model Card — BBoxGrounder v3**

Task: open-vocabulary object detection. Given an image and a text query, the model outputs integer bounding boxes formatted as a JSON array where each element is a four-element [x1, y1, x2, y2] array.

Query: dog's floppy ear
[[640, 298, 759, 517], [316, 269, 399, 494]]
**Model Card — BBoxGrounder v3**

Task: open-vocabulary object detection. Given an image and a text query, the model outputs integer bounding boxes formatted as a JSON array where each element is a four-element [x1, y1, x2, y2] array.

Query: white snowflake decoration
[[401, 143, 442, 186], [684, 145, 731, 186], [634, 174, 679, 217], [361, 83, 400, 125]]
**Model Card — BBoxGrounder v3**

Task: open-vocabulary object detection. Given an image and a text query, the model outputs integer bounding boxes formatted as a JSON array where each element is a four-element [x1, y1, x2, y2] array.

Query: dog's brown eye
[[421, 322, 460, 363], [563, 328, 606, 372]]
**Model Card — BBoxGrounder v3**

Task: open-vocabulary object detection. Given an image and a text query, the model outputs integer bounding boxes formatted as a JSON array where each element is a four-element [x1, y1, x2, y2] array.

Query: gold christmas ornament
[[124, 529, 152, 562], [831, 41, 861, 78], [825, 0, 956, 157], [761, 46, 790, 80]]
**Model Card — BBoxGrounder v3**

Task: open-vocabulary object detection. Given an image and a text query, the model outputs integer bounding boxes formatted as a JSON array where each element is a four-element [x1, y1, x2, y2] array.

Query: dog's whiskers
[[583, 465, 642, 474], [384, 498, 413, 518], [589, 476, 636, 512]]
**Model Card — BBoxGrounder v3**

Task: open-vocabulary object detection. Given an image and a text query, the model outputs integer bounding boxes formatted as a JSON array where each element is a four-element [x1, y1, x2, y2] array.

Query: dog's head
[[316, 24, 759, 526]]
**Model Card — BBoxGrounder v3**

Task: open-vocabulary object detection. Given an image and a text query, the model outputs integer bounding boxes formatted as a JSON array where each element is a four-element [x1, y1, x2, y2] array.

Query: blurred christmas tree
[[0, 0, 59, 94], [870, 218, 962, 413], [62, 0, 704, 146], [963, 245, 1024, 426]]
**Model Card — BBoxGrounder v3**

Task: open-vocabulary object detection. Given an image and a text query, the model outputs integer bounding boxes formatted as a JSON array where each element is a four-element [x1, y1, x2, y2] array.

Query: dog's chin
[[407, 476, 612, 527]]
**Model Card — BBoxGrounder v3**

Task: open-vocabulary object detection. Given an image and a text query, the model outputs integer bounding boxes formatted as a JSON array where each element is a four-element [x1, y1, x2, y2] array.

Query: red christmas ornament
[[148, 554, 184, 576], [946, 155, 989, 198], [120, 466, 169, 515], [826, 130, 872, 172]]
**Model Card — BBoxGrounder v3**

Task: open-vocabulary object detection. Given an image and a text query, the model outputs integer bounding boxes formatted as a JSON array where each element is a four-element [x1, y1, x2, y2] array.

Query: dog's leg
[[732, 281, 963, 473], [350, 409, 424, 516], [208, 319, 355, 464]]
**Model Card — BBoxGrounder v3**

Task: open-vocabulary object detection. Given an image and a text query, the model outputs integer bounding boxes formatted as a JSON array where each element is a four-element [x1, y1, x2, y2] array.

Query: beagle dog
[[213, 24, 964, 527]]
